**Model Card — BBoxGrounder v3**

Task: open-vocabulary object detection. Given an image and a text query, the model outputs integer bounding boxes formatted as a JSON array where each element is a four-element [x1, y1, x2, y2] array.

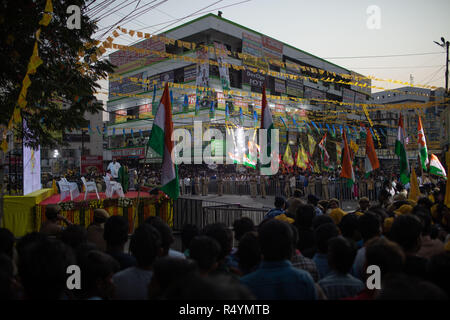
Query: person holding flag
[[146, 83, 179, 200], [340, 130, 355, 188], [259, 85, 277, 175], [395, 114, 410, 185], [318, 133, 330, 171], [418, 116, 429, 171], [364, 126, 380, 177]]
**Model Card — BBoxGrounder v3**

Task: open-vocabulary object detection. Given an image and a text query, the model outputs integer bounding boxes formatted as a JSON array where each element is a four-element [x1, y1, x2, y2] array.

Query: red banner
[[81, 156, 103, 175]]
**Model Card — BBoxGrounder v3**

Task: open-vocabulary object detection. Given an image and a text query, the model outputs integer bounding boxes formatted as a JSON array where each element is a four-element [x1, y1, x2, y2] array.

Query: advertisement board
[[111, 147, 146, 159], [115, 109, 127, 124], [23, 120, 41, 195], [342, 88, 355, 104], [139, 104, 152, 119], [184, 64, 197, 83], [286, 61, 304, 97], [214, 42, 231, 90], [81, 156, 103, 175], [196, 48, 210, 88], [109, 72, 144, 98], [109, 37, 166, 74]]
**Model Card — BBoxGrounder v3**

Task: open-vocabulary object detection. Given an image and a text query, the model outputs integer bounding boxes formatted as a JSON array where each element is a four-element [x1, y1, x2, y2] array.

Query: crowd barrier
[[180, 179, 381, 202]]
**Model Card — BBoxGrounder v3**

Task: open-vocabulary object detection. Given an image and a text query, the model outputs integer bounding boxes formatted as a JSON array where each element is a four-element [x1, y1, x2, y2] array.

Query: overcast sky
[[93, 0, 450, 105]]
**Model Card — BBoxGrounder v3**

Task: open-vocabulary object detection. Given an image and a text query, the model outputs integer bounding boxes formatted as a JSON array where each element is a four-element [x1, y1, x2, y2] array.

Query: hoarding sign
[[81, 156, 103, 175], [23, 120, 41, 195]]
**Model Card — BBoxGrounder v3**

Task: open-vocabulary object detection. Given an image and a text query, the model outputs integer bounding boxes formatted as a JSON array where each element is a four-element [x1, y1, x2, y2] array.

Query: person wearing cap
[[87, 209, 110, 251], [353, 197, 370, 215], [329, 208, 347, 225], [40, 204, 73, 236], [264, 196, 286, 220]]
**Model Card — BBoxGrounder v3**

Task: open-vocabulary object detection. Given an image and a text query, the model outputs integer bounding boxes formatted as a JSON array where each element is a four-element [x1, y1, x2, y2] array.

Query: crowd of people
[[1, 165, 449, 300]]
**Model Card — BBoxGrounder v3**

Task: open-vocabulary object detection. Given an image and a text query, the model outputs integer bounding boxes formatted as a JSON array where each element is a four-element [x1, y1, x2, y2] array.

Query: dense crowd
[[1, 168, 449, 300]]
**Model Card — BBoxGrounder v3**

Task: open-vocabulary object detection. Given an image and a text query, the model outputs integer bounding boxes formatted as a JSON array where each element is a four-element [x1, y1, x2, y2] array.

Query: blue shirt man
[[240, 219, 317, 300], [264, 196, 286, 220]]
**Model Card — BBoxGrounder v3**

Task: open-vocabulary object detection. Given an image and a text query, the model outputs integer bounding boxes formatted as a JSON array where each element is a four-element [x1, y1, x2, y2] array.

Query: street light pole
[[434, 37, 449, 93]]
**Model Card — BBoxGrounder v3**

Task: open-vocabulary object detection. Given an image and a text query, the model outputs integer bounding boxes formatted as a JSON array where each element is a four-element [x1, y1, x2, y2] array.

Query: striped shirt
[[318, 271, 365, 300]]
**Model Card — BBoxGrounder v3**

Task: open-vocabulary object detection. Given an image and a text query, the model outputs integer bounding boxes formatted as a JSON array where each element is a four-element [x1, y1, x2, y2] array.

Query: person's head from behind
[[78, 250, 119, 300], [388, 214, 423, 254], [413, 208, 432, 236], [258, 219, 294, 261], [358, 197, 370, 211], [315, 222, 340, 254], [339, 213, 361, 242], [45, 204, 61, 222], [60, 225, 87, 251], [148, 257, 198, 299], [312, 215, 335, 230], [293, 189, 302, 198], [295, 204, 315, 230], [162, 273, 254, 300], [233, 217, 255, 242], [144, 216, 174, 256], [180, 224, 199, 252], [358, 212, 381, 243], [379, 189, 391, 204], [364, 237, 405, 280], [0, 228, 15, 259], [327, 236, 357, 275], [376, 273, 448, 300], [236, 231, 261, 275], [189, 236, 221, 275], [307, 194, 319, 206], [202, 223, 232, 262], [103, 215, 129, 249], [129, 224, 163, 269], [274, 196, 286, 210], [93, 209, 109, 225], [426, 252, 450, 297], [18, 237, 75, 300], [0, 254, 17, 300]]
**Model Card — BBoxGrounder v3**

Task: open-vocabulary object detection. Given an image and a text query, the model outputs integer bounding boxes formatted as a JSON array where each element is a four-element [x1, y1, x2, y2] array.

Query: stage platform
[[39, 191, 152, 205], [0, 188, 173, 237]]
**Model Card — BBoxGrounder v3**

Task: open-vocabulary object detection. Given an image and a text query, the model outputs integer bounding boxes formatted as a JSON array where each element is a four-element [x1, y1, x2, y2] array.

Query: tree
[[0, 0, 114, 223], [0, 0, 114, 148]]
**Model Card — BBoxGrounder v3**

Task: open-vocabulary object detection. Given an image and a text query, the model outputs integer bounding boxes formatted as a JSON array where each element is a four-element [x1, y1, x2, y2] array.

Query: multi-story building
[[106, 13, 371, 166], [371, 87, 447, 168], [41, 99, 106, 176]]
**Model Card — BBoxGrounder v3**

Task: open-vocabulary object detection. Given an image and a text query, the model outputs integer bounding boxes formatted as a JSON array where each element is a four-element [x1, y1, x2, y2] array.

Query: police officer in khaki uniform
[[284, 174, 291, 198], [250, 174, 257, 198], [217, 174, 224, 196], [202, 175, 209, 196], [194, 176, 201, 195], [322, 173, 329, 200], [260, 174, 267, 198]]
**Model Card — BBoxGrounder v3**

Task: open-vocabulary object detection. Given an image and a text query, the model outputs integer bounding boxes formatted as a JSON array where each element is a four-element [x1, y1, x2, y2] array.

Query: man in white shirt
[[184, 177, 191, 195], [107, 160, 121, 179]]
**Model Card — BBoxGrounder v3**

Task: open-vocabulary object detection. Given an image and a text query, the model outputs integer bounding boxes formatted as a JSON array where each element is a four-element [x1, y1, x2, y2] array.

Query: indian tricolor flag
[[340, 130, 355, 187], [364, 126, 380, 177], [417, 116, 429, 171], [147, 83, 179, 199], [260, 85, 275, 175], [395, 113, 410, 185], [429, 154, 446, 178]]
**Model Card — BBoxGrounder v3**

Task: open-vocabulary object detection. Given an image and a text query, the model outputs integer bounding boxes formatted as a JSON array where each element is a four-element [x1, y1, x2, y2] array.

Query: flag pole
[[132, 134, 149, 235]]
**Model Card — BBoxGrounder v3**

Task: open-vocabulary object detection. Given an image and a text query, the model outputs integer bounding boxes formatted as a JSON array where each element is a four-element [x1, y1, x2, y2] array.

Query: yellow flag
[[408, 169, 420, 201], [13, 107, 21, 123], [445, 164, 450, 207], [39, 13, 52, 26], [350, 139, 359, 155], [44, 0, 53, 12], [308, 134, 316, 154], [52, 179, 58, 194], [1, 139, 8, 153], [296, 145, 308, 169], [283, 144, 294, 167]]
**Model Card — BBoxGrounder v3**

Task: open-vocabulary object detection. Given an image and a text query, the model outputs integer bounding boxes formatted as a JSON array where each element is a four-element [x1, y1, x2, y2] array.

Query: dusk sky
[[94, 0, 450, 97]]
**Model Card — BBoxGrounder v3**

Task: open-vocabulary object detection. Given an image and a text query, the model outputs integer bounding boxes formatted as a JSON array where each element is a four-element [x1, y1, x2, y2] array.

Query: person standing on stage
[[107, 159, 121, 179], [322, 173, 329, 200]]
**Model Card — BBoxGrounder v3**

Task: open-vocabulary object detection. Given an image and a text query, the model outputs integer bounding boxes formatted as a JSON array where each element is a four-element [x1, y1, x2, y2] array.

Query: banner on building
[[139, 104, 152, 119], [214, 42, 231, 90], [342, 88, 355, 104], [274, 78, 286, 94], [286, 61, 304, 97], [184, 64, 197, 83], [109, 72, 144, 98], [109, 37, 166, 74], [262, 35, 283, 61], [81, 156, 103, 175], [115, 109, 127, 124], [196, 48, 210, 88], [23, 120, 41, 195]]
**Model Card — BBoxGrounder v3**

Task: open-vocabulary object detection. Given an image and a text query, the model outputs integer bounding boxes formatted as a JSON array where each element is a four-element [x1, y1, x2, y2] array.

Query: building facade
[[106, 13, 371, 166]]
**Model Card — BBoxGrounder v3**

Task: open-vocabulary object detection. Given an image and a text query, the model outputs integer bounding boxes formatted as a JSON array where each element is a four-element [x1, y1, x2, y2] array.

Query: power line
[[323, 52, 444, 60], [349, 65, 444, 70]]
